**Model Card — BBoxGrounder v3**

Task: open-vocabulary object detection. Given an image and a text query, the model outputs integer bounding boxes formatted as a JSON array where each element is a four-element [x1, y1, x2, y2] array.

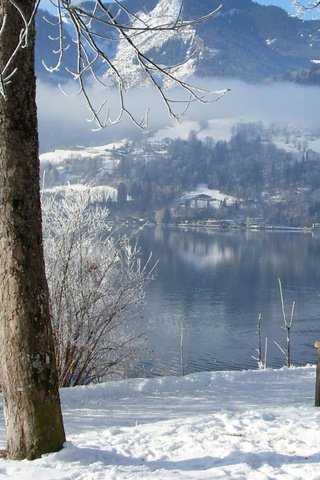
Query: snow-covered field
[[0, 366, 319, 479]]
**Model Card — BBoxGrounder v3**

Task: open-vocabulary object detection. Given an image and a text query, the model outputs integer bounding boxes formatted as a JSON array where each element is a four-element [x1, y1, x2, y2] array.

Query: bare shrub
[[42, 187, 155, 386]]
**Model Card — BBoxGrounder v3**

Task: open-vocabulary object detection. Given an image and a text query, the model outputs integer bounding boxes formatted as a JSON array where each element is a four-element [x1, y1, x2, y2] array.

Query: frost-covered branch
[[41, 0, 228, 129], [293, 1, 320, 11], [0, 0, 41, 99], [292, 1, 320, 16], [251, 313, 268, 370]]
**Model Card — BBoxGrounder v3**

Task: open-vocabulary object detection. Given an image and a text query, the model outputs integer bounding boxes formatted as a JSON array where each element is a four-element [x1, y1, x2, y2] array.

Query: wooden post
[[315, 341, 320, 406]]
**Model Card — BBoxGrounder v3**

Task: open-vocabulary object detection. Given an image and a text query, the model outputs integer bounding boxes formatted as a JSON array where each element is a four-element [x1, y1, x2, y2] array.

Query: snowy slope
[[105, 0, 197, 88], [0, 366, 319, 479], [40, 142, 125, 167], [40, 141, 127, 192]]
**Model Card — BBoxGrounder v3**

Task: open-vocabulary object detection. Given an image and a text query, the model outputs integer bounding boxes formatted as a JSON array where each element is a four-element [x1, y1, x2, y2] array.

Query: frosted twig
[[1, 0, 228, 125], [275, 278, 296, 367], [293, 1, 320, 12], [0, 13, 7, 36], [251, 313, 267, 369], [0, 0, 41, 98], [9, 0, 29, 47], [40, 0, 227, 129]]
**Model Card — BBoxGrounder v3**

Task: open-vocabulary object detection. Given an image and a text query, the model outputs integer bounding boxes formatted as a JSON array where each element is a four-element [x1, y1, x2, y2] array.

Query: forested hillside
[[112, 123, 320, 226], [35, 0, 320, 84], [41, 123, 320, 227]]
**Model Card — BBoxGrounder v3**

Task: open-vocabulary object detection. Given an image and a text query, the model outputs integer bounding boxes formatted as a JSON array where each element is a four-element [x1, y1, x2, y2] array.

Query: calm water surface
[[133, 227, 320, 376]]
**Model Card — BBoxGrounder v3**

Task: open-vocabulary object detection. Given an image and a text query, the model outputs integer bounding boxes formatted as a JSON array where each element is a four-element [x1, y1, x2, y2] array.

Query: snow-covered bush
[[42, 188, 155, 387]]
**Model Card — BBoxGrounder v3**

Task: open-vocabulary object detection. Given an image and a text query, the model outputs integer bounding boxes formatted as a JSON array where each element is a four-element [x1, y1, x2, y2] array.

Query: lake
[[133, 227, 320, 376]]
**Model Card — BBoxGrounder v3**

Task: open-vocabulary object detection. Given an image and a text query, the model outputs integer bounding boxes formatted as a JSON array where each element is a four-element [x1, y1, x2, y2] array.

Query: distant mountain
[[186, 0, 320, 81], [35, 0, 320, 84]]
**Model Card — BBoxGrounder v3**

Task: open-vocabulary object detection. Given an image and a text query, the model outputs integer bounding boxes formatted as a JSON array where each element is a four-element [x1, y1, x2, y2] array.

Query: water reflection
[[135, 227, 320, 376]]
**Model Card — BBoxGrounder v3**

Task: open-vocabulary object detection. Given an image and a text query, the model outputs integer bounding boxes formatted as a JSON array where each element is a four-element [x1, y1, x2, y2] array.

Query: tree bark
[[0, 1, 65, 459]]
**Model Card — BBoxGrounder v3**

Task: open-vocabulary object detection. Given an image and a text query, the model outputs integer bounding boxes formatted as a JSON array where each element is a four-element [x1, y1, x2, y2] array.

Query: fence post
[[315, 341, 320, 406]]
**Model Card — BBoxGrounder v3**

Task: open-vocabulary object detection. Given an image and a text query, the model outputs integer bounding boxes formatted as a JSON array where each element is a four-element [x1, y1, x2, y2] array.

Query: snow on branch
[[42, 0, 228, 129], [0, 0, 41, 99], [293, 0, 320, 10], [292, 0, 320, 17]]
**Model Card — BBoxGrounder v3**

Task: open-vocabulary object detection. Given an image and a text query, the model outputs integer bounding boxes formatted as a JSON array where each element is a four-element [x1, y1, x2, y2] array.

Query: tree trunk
[[0, 1, 65, 459]]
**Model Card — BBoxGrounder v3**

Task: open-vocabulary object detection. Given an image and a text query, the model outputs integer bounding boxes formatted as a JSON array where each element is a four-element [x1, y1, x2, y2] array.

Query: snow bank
[[0, 367, 319, 479]]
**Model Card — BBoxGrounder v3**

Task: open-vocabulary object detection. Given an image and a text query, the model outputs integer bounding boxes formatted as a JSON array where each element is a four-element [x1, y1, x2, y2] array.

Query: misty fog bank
[[37, 78, 320, 153]]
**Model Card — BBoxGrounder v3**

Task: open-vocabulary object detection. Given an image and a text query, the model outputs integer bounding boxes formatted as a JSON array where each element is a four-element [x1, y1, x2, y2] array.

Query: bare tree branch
[[292, 0, 320, 18], [11, 0, 227, 127], [0, 0, 41, 98]]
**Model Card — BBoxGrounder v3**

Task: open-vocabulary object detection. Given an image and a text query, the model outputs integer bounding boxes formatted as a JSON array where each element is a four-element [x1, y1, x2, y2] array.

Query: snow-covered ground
[[0, 366, 319, 479]]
